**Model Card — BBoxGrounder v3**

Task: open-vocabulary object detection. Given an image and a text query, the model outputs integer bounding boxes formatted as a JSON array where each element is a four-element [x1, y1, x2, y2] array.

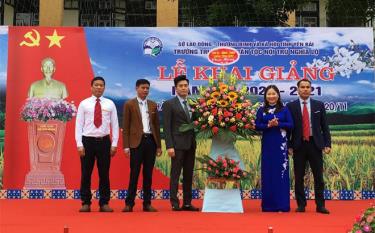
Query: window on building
[[77, 0, 155, 27], [125, 0, 156, 26], [178, 0, 205, 27], [0, 0, 4, 25], [296, 1, 319, 27], [302, 17, 318, 27], [299, 2, 318, 12], [14, 0, 39, 26], [144, 1, 155, 10], [64, 0, 79, 9]]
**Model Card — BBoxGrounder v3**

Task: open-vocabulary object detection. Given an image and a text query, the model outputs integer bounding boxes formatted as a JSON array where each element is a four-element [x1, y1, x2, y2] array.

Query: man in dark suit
[[162, 75, 199, 211], [122, 79, 162, 212], [287, 79, 331, 214]]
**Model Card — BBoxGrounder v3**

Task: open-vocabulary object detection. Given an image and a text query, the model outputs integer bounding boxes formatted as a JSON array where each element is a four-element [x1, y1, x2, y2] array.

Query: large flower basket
[[180, 72, 259, 213], [21, 98, 76, 189]]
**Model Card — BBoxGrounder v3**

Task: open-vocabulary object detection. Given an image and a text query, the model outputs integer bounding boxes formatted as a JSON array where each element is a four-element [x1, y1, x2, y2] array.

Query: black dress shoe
[[171, 204, 181, 211], [99, 204, 114, 212], [316, 207, 330, 214], [143, 205, 158, 212], [122, 205, 133, 212], [79, 204, 91, 212], [295, 206, 305, 212], [182, 205, 200, 211]]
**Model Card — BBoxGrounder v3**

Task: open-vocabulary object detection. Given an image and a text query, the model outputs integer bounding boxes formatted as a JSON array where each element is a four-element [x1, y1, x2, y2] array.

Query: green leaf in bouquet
[[196, 129, 213, 140], [187, 97, 198, 106], [217, 129, 237, 141], [179, 123, 195, 132]]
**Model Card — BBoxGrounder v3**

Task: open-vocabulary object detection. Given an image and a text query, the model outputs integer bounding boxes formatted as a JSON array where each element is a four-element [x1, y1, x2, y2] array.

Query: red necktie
[[94, 98, 102, 128], [302, 101, 310, 141]]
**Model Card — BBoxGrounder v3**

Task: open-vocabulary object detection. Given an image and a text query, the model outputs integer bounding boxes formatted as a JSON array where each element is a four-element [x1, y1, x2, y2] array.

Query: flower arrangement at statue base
[[348, 204, 374, 233], [20, 98, 77, 189], [21, 98, 77, 122]]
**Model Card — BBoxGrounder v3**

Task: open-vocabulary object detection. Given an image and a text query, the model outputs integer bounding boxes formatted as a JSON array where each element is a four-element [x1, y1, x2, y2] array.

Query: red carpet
[[0, 199, 371, 233]]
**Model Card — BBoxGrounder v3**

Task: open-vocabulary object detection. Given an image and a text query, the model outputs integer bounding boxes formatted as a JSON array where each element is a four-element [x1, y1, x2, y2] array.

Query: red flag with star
[[4, 27, 93, 188]]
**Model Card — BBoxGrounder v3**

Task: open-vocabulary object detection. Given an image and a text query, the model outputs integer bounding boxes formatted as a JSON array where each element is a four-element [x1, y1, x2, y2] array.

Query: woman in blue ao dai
[[255, 85, 294, 212]]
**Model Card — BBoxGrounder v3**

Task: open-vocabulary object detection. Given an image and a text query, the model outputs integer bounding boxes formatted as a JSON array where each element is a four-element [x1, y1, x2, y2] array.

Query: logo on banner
[[208, 47, 240, 65], [19, 29, 41, 47], [143, 37, 163, 57], [19, 29, 65, 48]]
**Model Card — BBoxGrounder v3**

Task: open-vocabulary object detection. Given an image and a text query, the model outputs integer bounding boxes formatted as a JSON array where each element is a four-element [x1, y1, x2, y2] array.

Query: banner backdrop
[[1, 26, 374, 192]]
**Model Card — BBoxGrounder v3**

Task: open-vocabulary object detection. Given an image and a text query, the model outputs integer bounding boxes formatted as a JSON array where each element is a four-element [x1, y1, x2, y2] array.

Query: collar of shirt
[[299, 97, 310, 105], [91, 95, 104, 101], [176, 95, 187, 104], [177, 95, 191, 112], [136, 96, 147, 106]]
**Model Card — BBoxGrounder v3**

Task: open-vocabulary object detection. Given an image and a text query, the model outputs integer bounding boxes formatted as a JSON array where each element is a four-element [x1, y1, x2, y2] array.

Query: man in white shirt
[[75, 76, 119, 212]]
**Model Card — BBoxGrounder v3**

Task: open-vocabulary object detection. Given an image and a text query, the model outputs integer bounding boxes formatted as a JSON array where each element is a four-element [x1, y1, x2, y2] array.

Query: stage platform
[[0, 199, 372, 233]]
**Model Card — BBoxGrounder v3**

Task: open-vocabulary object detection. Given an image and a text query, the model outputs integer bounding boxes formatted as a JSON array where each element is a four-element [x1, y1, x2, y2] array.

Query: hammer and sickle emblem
[[19, 29, 41, 47]]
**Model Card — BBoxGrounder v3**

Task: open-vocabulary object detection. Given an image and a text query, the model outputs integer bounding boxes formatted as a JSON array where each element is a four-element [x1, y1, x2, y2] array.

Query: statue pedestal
[[24, 120, 66, 189]]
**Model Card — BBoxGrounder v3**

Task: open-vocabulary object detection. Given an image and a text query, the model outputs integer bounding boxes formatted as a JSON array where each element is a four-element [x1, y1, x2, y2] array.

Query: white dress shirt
[[299, 97, 312, 135], [137, 97, 151, 134], [75, 95, 119, 147]]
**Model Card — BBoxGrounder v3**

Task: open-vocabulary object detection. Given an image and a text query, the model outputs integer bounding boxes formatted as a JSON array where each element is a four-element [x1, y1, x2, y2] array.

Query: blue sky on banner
[[84, 27, 374, 103], [0, 26, 7, 89]]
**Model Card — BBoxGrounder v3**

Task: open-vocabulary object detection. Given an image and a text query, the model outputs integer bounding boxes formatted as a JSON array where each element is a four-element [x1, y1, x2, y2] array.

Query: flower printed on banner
[[21, 98, 77, 122], [306, 41, 374, 78]]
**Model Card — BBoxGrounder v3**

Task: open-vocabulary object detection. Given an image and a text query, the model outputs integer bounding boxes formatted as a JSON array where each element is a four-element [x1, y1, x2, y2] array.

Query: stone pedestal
[[24, 120, 66, 189]]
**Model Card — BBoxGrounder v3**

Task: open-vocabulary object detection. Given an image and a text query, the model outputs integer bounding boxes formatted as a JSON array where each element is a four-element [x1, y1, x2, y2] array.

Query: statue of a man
[[28, 57, 68, 99]]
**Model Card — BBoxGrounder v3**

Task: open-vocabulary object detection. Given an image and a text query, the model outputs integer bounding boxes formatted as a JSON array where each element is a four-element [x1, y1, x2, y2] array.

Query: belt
[[83, 135, 110, 141], [143, 133, 153, 138], [303, 136, 313, 142]]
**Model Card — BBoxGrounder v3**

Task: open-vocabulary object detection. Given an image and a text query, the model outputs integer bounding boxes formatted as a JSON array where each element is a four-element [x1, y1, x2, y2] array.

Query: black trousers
[[125, 135, 156, 207], [293, 137, 325, 208], [80, 135, 111, 207], [170, 146, 196, 207]]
